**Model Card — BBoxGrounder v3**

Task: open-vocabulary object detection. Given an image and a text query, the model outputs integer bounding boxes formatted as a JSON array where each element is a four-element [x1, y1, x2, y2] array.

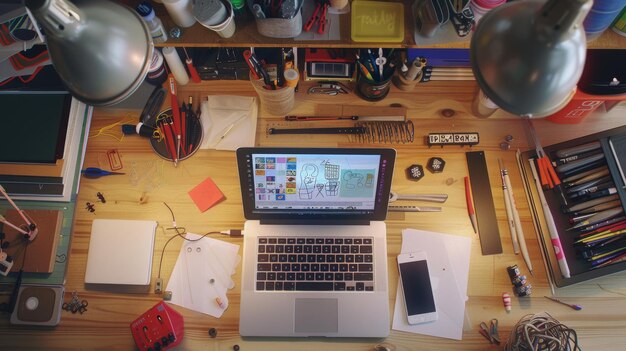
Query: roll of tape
[[162, 47, 190, 85], [284, 68, 299, 87]]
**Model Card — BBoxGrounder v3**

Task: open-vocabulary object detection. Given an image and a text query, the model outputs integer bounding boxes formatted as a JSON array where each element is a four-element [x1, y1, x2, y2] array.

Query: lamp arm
[[25, 0, 83, 38], [534, 0, 592, 41], [0, 185, 38, 241]]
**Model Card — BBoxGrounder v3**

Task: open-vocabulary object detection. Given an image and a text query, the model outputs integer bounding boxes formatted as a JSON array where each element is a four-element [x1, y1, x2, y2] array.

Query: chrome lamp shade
[[470, 0, 592, 118], [25, 0, 154, 106]]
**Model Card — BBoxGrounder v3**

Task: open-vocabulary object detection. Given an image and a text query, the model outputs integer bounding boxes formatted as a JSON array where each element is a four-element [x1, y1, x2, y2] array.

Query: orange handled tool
[[526, 119, 568, 204]]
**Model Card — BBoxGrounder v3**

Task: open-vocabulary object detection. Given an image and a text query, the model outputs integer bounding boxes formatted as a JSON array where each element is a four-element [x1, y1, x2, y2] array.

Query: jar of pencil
[[356, 49, 394, 101], [250, 77, 295, 116]]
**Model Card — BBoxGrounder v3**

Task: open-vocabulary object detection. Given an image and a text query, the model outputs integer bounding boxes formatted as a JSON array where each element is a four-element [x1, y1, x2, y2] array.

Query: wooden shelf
[[119, 0, 626, 49]]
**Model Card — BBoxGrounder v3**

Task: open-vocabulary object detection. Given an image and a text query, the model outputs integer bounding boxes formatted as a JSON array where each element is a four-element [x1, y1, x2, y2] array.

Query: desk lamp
[[24, 0, 154, 106], [470, 0, 592, 118]]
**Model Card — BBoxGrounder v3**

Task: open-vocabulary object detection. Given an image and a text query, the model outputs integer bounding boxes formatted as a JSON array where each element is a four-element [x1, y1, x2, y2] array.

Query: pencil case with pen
[[247, 0, 303, 38], [519, 125, 626, 288]]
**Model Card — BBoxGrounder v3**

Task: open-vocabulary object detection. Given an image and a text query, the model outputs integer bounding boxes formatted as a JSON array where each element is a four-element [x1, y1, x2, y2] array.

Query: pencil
[[499, 159, 520, 254], [501, 159, 532, 275], [464, 176, 478, 234]]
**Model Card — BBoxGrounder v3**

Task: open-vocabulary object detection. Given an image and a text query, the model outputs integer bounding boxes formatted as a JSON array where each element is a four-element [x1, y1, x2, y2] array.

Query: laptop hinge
[[260, 219, 370, 226]]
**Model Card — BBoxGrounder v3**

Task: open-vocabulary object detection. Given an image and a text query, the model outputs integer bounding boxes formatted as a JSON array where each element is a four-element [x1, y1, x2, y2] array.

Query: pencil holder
[[356, 73, 392, 102], [250, 78, 295, 116], [247, 0, 303, 38], [392, 66, 422, 91]]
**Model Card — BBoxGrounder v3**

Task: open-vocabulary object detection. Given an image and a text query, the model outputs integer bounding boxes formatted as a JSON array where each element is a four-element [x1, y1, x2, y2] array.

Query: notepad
[[84, 219, 156, 287], [188, 177, 225, 212]]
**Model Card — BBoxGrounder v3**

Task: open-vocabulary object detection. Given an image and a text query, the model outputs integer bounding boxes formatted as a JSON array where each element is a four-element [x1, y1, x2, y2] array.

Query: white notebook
[[85, 219, 157, 286]]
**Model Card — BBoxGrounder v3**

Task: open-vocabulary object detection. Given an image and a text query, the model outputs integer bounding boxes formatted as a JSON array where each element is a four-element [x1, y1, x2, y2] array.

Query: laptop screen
[[237, 148, 396, 222]]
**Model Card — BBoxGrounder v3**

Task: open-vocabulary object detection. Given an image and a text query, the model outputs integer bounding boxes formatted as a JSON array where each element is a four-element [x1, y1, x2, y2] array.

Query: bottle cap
[[137, 1, 156, 21]]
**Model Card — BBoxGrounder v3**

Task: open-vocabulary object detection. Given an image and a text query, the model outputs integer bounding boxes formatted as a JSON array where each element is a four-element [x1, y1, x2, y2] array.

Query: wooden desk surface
[[2, 81, 626, 350]]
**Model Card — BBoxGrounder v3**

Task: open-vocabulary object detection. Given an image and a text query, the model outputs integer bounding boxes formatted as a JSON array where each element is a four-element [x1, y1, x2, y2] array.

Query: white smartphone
[[397, 251, 438, 324]]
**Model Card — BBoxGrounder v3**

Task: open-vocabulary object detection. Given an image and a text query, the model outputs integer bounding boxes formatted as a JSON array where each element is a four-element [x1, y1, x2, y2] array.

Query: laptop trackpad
[[294, 298, 339, 334]]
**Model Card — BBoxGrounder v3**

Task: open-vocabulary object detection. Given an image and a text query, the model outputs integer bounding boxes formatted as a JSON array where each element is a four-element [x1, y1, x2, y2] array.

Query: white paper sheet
[[166, 233, 240, 318], [199, 95, 258, 151], [392, 229, 471, 340]]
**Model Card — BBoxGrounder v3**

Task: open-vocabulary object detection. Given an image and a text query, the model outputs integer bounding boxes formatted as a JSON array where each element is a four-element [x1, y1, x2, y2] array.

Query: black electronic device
[[397, 251, 438, 324]]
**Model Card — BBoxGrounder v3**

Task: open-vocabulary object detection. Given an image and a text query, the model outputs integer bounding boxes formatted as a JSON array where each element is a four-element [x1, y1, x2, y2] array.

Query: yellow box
[[351, 1, 404, 42]]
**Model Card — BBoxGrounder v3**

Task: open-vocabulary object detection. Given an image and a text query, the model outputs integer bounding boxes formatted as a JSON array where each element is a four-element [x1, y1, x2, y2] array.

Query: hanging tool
[[182, 47, 201, 83], [303, 0, 329, 35], [80, 167, 126, 179], [526, 119, 568, 205]]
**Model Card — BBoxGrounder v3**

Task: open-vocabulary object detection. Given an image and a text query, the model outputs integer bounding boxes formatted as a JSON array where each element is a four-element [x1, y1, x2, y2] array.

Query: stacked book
[[0, 95, 91, 202]]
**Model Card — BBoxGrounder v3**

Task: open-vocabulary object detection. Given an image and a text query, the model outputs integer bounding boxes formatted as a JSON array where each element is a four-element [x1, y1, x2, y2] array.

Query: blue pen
[[81, 167, 125, 179], [366, 49, 379, 81]]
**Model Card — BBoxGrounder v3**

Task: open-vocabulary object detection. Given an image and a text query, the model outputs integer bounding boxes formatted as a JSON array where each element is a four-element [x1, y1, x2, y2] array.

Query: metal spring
[[350, 120, 415, 144]]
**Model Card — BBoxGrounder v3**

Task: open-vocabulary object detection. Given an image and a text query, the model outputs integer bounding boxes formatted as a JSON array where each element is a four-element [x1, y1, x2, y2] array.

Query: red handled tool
[[182, 47, 201, 83], [526, 119, 568, 205]]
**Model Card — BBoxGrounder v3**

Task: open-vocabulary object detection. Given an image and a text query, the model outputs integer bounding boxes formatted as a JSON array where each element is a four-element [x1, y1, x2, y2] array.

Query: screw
[[170, 27, 181, 39], [208, 328, 217, 338], [500, 142, 511, 150], [504, 134, 514, 142], [233, 345, 240, 351]]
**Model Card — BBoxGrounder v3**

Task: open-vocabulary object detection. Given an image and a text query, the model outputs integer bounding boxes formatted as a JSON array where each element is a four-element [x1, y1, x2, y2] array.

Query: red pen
[[465, 176, 478, 234], [180, 103, 187, 157]]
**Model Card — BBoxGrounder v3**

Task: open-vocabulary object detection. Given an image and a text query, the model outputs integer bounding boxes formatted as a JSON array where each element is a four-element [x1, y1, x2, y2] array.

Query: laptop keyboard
[[256, 237, 374, 292]]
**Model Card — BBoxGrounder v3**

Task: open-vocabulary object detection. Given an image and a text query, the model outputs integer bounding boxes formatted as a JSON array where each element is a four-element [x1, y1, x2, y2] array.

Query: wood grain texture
[[1, 80, 626, 350]]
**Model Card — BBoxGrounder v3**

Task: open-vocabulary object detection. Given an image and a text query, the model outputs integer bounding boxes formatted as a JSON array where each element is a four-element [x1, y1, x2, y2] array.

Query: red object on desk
[[130, 302, 184, 351], [546, 88, 626, 124], [188, 177, 225, 212], [465, 176, 478, 234]]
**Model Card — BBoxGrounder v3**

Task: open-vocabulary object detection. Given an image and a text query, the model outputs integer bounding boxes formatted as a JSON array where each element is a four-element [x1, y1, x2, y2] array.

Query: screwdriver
[[81, 167, 125, 178], [182, 47, 201, 83]]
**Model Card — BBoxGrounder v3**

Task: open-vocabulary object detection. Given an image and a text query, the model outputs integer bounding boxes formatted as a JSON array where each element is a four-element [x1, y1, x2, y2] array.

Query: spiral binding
[[350, 120, 415, 144]]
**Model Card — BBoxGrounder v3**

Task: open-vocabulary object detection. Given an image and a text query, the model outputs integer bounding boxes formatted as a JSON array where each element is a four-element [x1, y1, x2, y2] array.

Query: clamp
[[304, 0, 329, 34]]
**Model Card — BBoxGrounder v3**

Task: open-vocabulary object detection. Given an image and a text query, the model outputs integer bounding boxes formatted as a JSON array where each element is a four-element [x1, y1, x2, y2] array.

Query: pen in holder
[[149, 108, 203, 163], [250, 77, 295, 116]]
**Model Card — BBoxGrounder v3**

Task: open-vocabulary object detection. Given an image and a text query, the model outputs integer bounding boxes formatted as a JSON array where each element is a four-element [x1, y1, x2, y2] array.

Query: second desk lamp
[[470, 0, 593, 118]]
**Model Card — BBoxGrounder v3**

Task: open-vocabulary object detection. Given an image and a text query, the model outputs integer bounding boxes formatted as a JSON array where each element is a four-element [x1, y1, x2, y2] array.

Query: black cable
[[157, 202, 222, 279]]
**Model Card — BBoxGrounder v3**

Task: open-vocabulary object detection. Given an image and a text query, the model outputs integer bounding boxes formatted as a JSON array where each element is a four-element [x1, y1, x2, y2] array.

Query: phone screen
[[399, 260, 436, 315]]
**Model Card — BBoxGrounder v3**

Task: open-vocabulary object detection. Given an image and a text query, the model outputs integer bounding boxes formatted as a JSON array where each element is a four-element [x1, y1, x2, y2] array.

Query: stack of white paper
[[166, 233, 240, 318], [392, 229, 471, 340]]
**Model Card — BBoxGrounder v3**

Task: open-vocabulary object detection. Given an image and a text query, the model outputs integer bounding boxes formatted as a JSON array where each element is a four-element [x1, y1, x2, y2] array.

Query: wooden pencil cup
[[250, 78, 295, 116], [393, 67, 422, 91]]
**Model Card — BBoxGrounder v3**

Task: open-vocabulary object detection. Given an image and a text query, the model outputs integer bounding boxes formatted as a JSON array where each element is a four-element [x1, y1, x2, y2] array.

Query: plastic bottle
[[136, 2, 168, 43], [162, 0, 196, 28]]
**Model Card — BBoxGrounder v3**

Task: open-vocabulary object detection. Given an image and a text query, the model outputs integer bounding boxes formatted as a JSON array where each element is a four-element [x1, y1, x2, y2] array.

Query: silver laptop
[[236, 147, 396, 337]]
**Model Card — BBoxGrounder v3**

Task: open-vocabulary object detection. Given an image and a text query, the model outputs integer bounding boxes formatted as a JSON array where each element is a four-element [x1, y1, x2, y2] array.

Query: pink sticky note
[[188, 177, 225, 212]]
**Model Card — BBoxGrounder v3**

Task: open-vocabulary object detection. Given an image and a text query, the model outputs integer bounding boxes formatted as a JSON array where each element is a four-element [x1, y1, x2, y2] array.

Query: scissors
[[479, 319, 500, 345], [526, 119, 568, 205]]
